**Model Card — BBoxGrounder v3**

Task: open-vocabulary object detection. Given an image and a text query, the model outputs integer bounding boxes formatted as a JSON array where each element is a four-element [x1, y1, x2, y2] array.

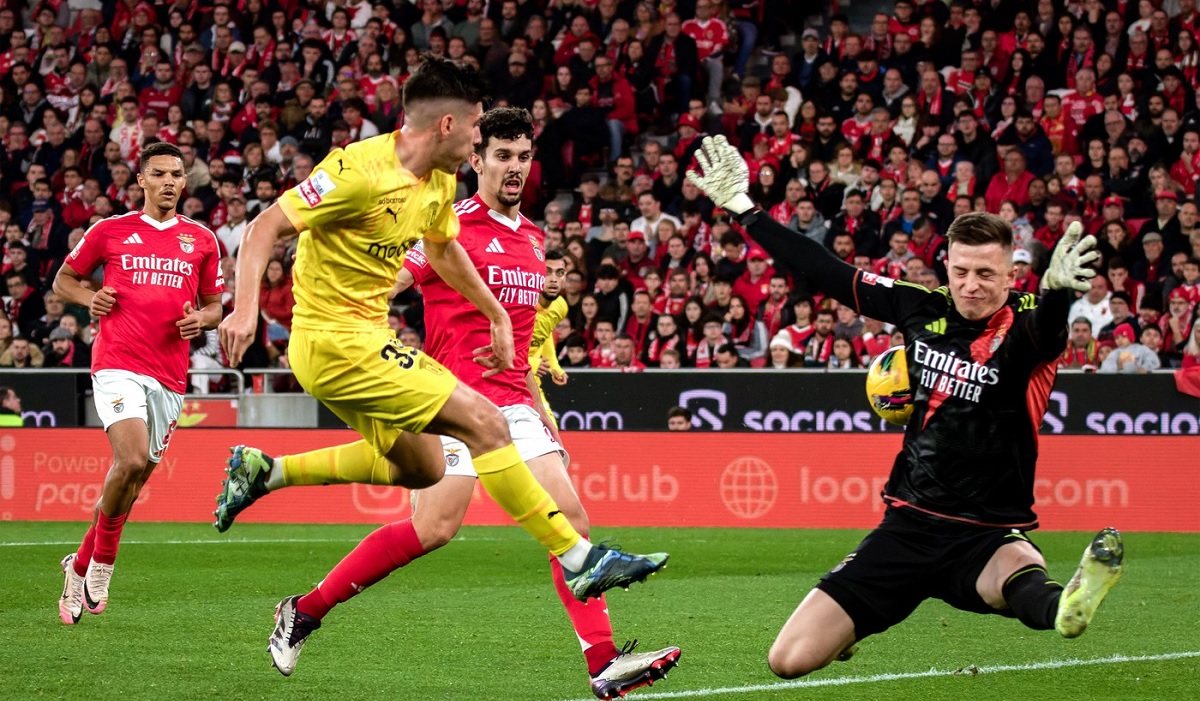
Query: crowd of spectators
[[2, 0, 1199, 386]]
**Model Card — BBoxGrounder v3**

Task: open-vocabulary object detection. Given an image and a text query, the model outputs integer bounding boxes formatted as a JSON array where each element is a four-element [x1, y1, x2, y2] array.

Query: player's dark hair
[[946, 211, 1013, 250], [564, 334, 587, 348], [139, 141, 183, 170], [595, 264, 620, 280], [402, 54, 488, 109], [715, 342, 738, 356], [475, 107, 534, 155], [667, 406, 692, 421], [544, 248, 565, 261]]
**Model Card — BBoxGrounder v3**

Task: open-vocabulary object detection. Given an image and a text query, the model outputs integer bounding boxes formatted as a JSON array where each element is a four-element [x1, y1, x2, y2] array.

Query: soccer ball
[[865, 346, 914, 426]]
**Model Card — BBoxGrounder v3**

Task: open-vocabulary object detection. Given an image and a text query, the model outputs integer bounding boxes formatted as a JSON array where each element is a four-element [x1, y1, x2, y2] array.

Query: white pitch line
[[559, 651, 1200, 701], [0, 535, 507, 547]]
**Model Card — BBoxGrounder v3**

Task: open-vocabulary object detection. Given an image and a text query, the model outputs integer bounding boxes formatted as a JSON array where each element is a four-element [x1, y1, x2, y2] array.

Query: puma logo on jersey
[[122, 233, 144, 245], [485, 238, 506, 254], [337, 158, 350, 174], [385, 207, 398, 222]]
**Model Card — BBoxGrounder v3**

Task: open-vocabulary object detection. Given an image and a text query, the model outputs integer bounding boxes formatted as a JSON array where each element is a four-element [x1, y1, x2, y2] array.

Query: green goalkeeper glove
[[1042, 221, 1100, 293]]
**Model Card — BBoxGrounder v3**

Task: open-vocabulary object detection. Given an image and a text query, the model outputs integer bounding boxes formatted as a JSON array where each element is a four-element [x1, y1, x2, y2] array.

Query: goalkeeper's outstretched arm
[[687, 135, 928, 325]]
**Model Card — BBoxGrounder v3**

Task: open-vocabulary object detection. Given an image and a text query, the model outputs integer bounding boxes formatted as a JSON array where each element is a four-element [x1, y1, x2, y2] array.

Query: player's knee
[[419, 516, 461, 551], [465, 405, 513, 453], [392, 460, 444, 490], [766, 642, 823, 680], [110, 452, 149, 487]]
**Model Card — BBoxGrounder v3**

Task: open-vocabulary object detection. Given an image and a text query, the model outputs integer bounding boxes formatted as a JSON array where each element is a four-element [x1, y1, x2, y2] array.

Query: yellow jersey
[[529, 296, 568, 376], [278, 132, 459, 332]]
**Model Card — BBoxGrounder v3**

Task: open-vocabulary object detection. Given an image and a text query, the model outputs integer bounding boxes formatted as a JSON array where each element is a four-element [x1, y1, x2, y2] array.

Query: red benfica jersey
[[1061, 90, 1103, 130], [681, 17, 728, 61], [67, 211, 225, 393], [405, 194, 544, 408]]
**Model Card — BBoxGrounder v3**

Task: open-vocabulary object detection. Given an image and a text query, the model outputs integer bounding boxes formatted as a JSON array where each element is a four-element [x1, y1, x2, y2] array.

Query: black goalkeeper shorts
[[815, 505, 1043, 639]]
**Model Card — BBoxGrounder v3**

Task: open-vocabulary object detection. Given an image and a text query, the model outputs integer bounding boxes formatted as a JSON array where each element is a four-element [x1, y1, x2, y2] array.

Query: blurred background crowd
[[2, 0, 1199, 388]]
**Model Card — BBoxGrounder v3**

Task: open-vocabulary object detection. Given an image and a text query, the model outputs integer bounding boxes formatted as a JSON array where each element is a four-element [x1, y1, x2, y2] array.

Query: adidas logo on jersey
[[485, 238, 506, 254], [122, 233, 144, 245], [453, 199, 482, 216]]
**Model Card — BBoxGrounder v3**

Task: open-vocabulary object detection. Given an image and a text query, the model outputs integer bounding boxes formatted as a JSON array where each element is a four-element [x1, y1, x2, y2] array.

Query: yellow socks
[[473, 443, 581, 556], [280, 440, 395, 487]]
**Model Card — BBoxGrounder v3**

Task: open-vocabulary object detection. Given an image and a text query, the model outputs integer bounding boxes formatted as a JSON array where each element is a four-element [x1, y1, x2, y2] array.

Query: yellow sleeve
[[423, 174, 460, 243], [542, 337, 563, 375], [278, 147, 369, 233]]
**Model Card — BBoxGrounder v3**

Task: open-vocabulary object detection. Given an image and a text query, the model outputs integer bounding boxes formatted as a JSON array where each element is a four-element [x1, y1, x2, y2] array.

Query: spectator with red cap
[[1139, 190, 1185, 255], [1162, 287, 1197, 353], [619, 231, 655, 288], [1099, 323, 1162, 373], [732, 247, 773, 312]]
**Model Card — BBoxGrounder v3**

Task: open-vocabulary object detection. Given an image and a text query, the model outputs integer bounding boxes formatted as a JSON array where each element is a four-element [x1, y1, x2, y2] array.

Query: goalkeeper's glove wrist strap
[[734, 205, 763, 228]]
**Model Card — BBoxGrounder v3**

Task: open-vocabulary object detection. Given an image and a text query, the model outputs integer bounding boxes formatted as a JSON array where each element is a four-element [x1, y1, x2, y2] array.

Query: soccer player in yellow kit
[[217, 58, 667, 675], [529, 250, 570, 432]]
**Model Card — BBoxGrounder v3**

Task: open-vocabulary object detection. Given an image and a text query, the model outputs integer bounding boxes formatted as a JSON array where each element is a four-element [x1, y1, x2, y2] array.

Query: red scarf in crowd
[[918, 87, 944, 118], [1065, 48, 1095, 89]]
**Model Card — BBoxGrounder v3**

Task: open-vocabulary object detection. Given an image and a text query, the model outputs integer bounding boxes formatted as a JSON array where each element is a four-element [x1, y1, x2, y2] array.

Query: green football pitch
[[2, 523, 1196, 700]]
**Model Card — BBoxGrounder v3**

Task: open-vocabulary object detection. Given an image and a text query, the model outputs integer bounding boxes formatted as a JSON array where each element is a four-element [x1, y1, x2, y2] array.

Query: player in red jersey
[[51, 142, 225, 624], [211, 110, 677, 697]]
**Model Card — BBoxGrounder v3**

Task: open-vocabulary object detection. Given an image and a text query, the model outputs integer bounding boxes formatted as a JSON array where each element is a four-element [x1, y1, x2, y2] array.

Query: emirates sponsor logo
[[120, 253, 195, 276]]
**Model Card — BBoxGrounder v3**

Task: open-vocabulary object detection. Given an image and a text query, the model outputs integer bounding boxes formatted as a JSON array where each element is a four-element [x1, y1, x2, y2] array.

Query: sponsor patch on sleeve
[[311, 169, 337, 196], [860, 272, 894, 287], [297, 169, 338, 208]]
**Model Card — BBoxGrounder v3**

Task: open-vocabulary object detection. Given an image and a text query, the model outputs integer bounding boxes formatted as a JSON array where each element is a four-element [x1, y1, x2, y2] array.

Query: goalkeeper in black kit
[[686, 136, 1126, 679]]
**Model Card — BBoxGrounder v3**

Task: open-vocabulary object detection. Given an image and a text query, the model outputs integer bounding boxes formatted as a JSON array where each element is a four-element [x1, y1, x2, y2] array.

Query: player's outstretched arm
[[1030, 221, 1099, 358], [526, 369, 563, 444], [422, 236, 515, 377], [219, 203, 296, 365], [686, 135, 926, 323]]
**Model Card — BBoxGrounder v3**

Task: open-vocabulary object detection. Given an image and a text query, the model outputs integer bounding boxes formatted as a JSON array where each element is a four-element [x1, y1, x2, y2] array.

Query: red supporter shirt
[[1061, 90, 1104, 131], [404, 194, 543, 409], [681, 17, 728, 61], [139, 83, 183, 121], [66, 211, 224, 394]]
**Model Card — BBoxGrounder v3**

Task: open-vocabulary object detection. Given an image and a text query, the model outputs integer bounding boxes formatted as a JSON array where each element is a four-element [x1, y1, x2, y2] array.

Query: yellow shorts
[[289, 327, 458, 456]]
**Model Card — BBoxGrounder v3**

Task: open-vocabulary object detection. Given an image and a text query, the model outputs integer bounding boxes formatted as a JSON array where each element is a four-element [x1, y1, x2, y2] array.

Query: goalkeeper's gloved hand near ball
[[1042, 221, 1100, 292], [685, 135, 755, 216]]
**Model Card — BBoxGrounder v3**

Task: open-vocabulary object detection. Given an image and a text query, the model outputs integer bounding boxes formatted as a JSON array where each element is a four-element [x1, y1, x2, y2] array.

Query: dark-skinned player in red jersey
[[687, 135, 1125, 678]]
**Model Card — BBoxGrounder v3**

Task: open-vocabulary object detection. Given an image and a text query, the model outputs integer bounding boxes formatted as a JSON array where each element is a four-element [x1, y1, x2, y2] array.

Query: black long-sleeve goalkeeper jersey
[[738, 208, 1072, 528]]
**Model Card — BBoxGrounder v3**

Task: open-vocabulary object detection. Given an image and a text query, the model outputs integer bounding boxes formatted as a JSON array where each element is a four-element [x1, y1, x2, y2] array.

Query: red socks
[[73, 525, 97, 576], [91, 512, 128, 566], [549, 554, 618, 675], [297, 519, 426, 620]]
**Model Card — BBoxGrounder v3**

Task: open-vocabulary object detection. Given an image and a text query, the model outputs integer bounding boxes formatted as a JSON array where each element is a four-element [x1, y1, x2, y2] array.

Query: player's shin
[[295, 519, 426, 620], [73, 524, 97, 577], [472, 443, 587, 560], [280, 440, 396, 486], [549, 554, 619, 674], [1002, 566, 1062, 630]]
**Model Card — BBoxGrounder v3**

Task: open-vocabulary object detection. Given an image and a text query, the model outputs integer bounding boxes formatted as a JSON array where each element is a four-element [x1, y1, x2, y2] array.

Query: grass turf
[[1, 523, 1196, 700]]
